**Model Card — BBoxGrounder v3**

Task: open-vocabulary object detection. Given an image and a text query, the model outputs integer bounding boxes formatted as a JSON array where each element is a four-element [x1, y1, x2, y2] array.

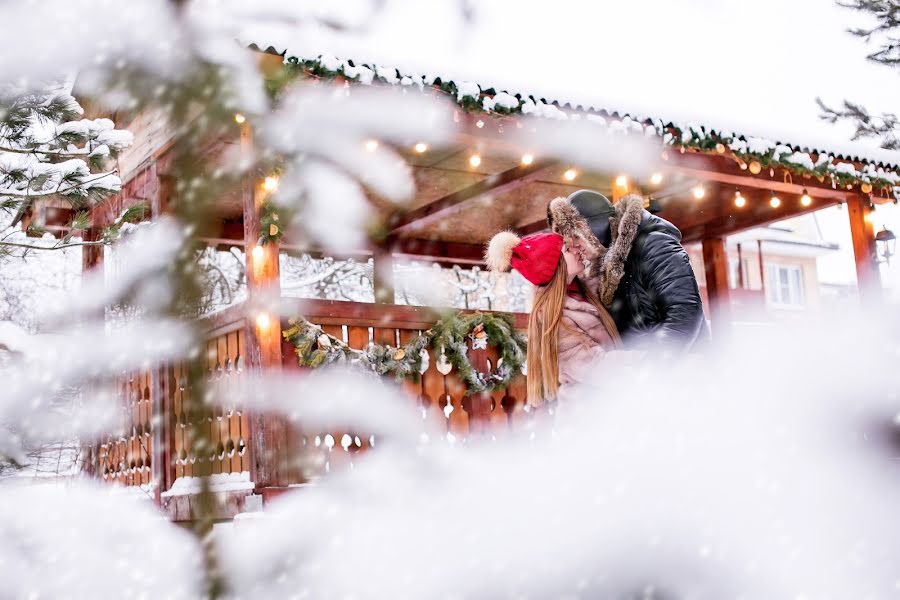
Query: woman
[[486, 230, 621, 406]]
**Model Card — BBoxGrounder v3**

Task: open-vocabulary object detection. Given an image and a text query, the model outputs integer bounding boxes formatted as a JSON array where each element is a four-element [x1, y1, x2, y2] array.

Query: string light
[[692, 185, 705, 200], [414, 142, 428, 153], [234, 113, 246, 124], [256, 312, 271, 330], [734, 189, 745, 207], [770, 191, 781, 208], [563, 168, 578, 181], [364, 139, 379, 152], [800, 189, 812, 207], [650, 173, 663, 185], [469, 154, 482, 168], [615, 175, 628, 188], [521, 153, 534, 166], [263, 176, 279, 193], [749, 161, 762, 175], [475, 120, 485, 128]]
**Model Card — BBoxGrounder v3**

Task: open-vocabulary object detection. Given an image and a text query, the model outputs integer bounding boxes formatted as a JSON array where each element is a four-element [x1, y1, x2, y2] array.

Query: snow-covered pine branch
[[0, 83, 133, 228]]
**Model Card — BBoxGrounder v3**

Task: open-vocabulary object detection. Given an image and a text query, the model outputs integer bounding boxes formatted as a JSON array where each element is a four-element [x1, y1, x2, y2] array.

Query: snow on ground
[[161, 471, 254, 497]]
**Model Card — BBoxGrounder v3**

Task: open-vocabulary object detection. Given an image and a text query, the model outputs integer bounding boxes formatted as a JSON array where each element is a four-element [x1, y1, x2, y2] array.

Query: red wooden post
[[846, 194, 882, 300], [702, 237, 731, 338], [240, 123, 288, 493]]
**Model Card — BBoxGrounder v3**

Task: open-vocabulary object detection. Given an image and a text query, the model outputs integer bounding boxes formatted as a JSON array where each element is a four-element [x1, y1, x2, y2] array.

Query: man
[[548, 189, 707, 350]]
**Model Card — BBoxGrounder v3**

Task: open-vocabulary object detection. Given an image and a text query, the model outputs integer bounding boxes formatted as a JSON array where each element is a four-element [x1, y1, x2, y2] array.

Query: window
[[727, 257, 749, 289], [766, 264, 805, 307]]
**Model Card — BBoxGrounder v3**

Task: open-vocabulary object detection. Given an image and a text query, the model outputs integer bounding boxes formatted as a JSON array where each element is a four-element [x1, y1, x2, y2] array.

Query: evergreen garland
[[273, 54, 900, 199], [259, 200, 284, 244], [283, 311, 527, 395]]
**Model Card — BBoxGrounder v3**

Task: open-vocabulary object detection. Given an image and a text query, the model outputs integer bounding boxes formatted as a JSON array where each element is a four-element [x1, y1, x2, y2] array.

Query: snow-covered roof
[[242, 0, 900, 168]]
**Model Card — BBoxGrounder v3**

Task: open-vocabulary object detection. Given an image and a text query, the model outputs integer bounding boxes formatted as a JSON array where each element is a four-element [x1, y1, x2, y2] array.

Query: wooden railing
[[94, 299, 530, 512], [281, 299, 531, 476], [96, 369, 154, 486]]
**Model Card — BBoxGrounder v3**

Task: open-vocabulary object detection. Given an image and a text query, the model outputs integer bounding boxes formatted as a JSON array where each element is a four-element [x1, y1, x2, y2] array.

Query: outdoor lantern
[[875, 226, 896, 264]]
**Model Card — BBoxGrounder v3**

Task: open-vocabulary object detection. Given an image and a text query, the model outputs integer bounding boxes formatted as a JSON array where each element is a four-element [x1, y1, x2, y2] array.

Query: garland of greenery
[[282, 311, 527, 395], [275, 55, 900, 199], [259, 200, 284, 244]]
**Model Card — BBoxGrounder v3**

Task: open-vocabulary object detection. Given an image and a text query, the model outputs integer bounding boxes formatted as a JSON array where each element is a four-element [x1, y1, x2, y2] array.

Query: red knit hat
[[485, 231, 564, 285]]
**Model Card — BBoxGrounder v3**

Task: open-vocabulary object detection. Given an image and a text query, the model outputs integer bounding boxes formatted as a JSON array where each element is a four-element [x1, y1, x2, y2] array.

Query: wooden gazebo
[[81, 49, 891, 518]]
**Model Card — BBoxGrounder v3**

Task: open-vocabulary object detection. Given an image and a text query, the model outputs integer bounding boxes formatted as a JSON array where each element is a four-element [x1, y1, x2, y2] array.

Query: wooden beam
[[669, 150, 851, 200], [846, 194, 882, 299], [280, 298, 529, 331], [239, 122, 288, 489], [678, 191, 842, 244], [702, 237, 731, 338], [389, 160, 555, 234], [391, 238, 486, 265]]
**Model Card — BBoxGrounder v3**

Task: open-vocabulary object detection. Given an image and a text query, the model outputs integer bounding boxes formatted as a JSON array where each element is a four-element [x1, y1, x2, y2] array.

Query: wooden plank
[[279, 299, 529, 331], [669, 150, 853, 200], [389, 160, 556, 234], [227, 331, 243, 474]]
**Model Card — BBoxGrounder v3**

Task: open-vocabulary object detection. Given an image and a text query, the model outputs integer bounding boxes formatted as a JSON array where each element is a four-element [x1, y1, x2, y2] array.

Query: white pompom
[[485, 231, 521, 272]]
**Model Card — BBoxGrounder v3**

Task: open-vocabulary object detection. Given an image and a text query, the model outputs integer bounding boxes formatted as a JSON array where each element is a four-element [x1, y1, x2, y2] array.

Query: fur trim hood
[[549, 194, 644, 306]]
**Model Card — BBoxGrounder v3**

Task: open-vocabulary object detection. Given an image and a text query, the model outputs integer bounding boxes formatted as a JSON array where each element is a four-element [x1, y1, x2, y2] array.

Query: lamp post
[[875, 226, 896, 265]]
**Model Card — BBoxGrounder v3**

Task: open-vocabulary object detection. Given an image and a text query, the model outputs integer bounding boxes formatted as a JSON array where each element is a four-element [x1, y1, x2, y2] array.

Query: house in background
[[687, 211, 842, 324]]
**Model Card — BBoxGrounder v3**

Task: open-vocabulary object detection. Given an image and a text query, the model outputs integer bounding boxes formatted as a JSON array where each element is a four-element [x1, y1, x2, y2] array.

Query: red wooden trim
[[202, 304, 248, 336], [702, 237, 731, 334], [285, 298, 529, 331], [669, 150, 851, 200], [846, 194, 882, 298]]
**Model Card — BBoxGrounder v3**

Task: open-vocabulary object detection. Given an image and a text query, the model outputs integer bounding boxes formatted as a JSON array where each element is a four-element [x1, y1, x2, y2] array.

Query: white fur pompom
[[485, 231, 521, 272]]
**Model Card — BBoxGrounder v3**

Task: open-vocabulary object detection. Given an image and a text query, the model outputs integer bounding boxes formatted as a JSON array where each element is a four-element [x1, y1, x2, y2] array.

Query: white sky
[[252, 0, 900, 164], [246, 0, 900, 290]]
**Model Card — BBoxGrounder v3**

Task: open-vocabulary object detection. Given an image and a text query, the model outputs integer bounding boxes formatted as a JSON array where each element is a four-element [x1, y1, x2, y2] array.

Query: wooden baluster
[[141, 370, 152, 485], [226, 330, 243, 475], [181, 362, 194, 479], [172, 363, 186, 480], [320, 324, 350, 474], [129, 375, 140, 485], [207, 339, 222, 476], [215, 334, 229, 474], [237, 329, 251, 475], [421, 347, 446, 436], [465, 339, 493, 437], [506, 374, 529, 431]]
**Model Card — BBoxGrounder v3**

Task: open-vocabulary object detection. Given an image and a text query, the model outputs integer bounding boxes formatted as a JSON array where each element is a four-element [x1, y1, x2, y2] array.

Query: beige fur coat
[[558, 294, 619, 386]]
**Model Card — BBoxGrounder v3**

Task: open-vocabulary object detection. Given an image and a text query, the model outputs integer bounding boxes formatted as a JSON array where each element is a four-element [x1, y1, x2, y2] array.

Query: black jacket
[[603, 212, 708, 350]]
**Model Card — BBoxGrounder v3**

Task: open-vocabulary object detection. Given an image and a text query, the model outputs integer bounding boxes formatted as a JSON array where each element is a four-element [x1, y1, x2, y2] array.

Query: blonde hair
[[526, 257, 621, 407]]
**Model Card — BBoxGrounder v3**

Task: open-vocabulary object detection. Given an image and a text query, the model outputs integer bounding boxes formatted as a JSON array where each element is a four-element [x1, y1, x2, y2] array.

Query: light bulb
[[692, 185, 705, 200], [800, 190, 812, 207], [521, 153, 534, 166], [364, 139, 378, 152], [650, 173, 663, 185], [563, 168, 577, 181], [735, 190, 745, 207], [469, 154, 482, 168], [475, 120, 485, 129], [263, 176, 279, 193], [770, 193, 781, 208], [615, 175, 628, 188], [256, 313, 271, 330], [234, 113, 246, 124], [414, 142, 428, 153]]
